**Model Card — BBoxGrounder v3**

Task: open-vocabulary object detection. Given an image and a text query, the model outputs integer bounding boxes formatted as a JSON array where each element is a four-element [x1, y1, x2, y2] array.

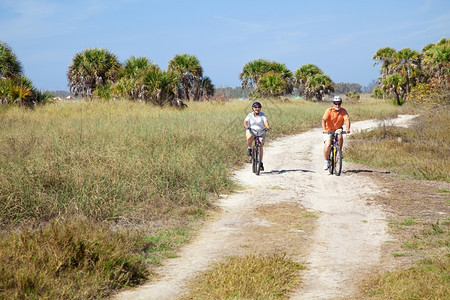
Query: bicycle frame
[[248, 128, 266, 175], [328, 130, 345, 176]]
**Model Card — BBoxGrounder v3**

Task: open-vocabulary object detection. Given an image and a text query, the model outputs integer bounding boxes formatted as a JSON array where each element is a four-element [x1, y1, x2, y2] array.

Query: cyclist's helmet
[[332, 96, 342, 103], [252, 101, 262, 108]]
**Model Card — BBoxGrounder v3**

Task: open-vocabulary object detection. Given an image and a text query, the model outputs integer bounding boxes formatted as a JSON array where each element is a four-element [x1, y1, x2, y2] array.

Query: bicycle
[[249, 128, 268, 175], [327, 129, 346, 176]]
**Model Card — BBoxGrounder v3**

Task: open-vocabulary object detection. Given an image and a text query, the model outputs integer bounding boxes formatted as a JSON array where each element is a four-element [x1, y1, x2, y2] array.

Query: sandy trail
[[115, 115, 418, 300]]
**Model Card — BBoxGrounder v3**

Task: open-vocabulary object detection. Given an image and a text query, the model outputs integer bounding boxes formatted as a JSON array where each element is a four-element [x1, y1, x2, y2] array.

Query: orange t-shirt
[[322, 107, 349, 131]]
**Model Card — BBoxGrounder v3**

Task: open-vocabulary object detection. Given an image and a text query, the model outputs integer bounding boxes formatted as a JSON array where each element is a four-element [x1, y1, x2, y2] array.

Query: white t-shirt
[[245, 112, 267, 136]]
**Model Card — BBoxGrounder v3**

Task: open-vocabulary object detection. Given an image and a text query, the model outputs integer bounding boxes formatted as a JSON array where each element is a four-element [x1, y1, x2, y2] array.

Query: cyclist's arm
[[264, 120, 270, 131], [321, 119, 327, 133], [344, 113, 350, 134], [244, 119, 249, 130]]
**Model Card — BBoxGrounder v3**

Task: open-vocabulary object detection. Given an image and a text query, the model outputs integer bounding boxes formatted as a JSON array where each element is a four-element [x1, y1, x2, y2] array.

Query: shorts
[[323, 133, 334, 143], [246, 129, 266, 144], [323, 128, 343, 143]]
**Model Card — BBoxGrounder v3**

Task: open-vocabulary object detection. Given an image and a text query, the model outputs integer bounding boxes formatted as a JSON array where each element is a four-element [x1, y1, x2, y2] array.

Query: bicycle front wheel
[[255, 146, 262, 175], [252, 146, 257, 173], [335, 146, 343, 176], [328, 147, 335, 175]]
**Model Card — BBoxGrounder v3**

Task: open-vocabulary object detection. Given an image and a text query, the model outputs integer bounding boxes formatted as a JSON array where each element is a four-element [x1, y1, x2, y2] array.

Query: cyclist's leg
[[246, 131, 254, 156], [246, 132, 254, 147], [337, 133, 344, 149], [323, 134, 332, 170], [323, 134, 332, 160], [259, 135, 265, 161]]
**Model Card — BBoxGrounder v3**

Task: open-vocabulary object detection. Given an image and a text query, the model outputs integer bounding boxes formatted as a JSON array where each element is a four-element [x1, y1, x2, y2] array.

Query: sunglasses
[[253, 106, 261, 109], [333, 102, 341, 105]]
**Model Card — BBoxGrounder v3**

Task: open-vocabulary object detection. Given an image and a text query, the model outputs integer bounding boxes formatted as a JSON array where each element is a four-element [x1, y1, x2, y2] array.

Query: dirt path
[[115, 115, 418, 300]]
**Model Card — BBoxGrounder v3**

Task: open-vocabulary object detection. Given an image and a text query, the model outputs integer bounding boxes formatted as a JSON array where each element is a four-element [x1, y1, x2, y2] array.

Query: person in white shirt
[[243, 101, 271, 171]]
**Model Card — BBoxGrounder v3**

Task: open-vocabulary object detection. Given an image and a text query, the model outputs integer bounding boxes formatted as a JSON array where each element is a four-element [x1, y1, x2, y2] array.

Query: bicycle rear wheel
[[255, 146, 262, 175], [328, 147, 335, 175], [335, 146, 343, 176]]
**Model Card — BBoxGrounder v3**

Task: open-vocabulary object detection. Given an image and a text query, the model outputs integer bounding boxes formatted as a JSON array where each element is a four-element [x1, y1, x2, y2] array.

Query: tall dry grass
[[1, 100, 243, 226], [346, 103, 449, 299], [346, 105, 449, 181], [183, 254, 305, 299], [0, 96, 408, 299], [361, 220, 449, 299], [0, 217, 150, 299]]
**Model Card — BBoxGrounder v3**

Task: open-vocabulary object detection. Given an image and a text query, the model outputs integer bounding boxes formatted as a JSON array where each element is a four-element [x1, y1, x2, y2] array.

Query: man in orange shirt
[[321, 96, 351, 170]]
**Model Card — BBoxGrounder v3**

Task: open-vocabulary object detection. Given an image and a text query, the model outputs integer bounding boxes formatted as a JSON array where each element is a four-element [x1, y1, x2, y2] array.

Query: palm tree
[[373, 47, 396, 76], [0, 41, 23, 79], [156, 71, 179, 106], [139, 67, 178, 106], [111, 77, 136, 99], [294, 64, 323, 93], [67, 48, 122, 98], [112, 59, 161, 100], [270, 62, 294, 95], [294, 64, 334, 100], [258, 72, 286, 97], [168, 54, 203, 100], [382, 74, 405, 105], [122, 56, 154, 79], [239, 59, 270, 88], [423, 38, 450, 84], [393, 48, 422, 94], [304, 73, 334, 101], [0, 75, 34, 105], [200, 76, 214, 99], [240, 59, 293, 96]]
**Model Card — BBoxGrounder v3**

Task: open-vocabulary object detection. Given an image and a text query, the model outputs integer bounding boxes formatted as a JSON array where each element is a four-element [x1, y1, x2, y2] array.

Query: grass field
[[3, 95, 446, 299]]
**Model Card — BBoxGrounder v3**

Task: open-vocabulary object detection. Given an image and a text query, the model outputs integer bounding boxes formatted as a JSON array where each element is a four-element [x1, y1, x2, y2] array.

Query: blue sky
[[1, 0, 449, 91]]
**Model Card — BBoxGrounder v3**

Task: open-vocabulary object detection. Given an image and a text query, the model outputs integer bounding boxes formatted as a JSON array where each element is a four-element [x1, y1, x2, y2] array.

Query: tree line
[[1, 38, 448, 107], [372, 38, 449, 104], [215, 82, 362, 99], [67, 50, 214, 106]]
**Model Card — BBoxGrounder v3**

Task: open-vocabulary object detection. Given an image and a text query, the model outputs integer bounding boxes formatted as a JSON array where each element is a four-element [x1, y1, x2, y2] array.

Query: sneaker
[[323, 161, 329, 170], [260, 162, 264, 171], [247, 148, 252, 156]]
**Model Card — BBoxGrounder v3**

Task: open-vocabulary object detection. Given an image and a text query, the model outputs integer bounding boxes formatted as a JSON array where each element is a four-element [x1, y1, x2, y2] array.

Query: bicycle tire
[[255, 146, 262, 175], [252, 146, 256, 173], [335, 146, 343, 176], [328, 146, 335, 175]]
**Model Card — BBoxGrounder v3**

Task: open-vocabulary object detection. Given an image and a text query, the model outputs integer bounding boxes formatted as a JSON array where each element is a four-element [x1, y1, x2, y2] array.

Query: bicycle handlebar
[[325, 130, 347, 134], [247, 127, 269, 135]]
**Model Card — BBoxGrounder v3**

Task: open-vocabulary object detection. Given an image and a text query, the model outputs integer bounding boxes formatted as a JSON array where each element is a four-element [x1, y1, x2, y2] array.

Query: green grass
[[301, 212, 319, 218], [0, 96, 411, 298], [400, 217, 418, 226]]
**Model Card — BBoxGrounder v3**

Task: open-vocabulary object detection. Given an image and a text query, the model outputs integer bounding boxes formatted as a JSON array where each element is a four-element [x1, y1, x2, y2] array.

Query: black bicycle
[[249, 128, 267, 175], [327, 129, 346, 176]]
